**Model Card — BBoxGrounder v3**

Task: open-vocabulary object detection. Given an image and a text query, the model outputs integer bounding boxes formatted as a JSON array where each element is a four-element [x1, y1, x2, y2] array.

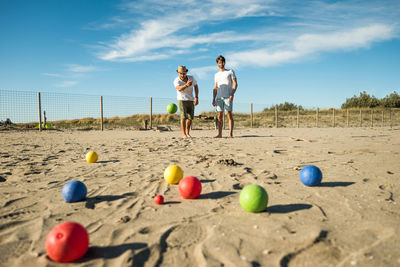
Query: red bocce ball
[[46, 222, 89, 262], [178, 176, 202, 199], [154, 195, 164, 204]]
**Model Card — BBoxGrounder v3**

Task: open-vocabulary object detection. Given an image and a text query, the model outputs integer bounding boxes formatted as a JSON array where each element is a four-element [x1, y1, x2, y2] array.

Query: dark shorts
[[178, 100, 194, 120]]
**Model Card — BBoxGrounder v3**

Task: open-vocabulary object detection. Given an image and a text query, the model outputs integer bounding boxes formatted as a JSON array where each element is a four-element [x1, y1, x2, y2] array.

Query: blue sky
[[1, 0, 399, 109]]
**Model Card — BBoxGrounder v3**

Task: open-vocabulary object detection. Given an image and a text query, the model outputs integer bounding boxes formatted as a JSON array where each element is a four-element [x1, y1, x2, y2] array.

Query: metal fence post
[[333, 108, 336, 127], [150, 97, 153, 129], [275, 106, 278, 128], [250, 103, 253, 128], [38, 92, 42, 131], [100, 96, 104, 131], [370, 109, 373, 127]]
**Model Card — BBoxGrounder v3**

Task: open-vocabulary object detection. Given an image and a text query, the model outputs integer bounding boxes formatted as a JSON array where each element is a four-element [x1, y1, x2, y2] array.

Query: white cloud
[[294, 24, 393, 53], [55, 80, 78, 88], [67, 64, 98, 73], [41, 73, 63, 78], [191, 66, 218, 79], [228, 24, 395, 68], [98, 0, 273, 62], [191, 24, 395, 77], [96, 0, 399, 69], [44, 64, 101, 87]]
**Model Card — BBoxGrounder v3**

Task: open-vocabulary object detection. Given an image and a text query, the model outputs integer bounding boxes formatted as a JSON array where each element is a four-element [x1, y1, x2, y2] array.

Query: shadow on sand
[[74, 242, 150, 266], [199, 191, 237, 199], [267, 203, 312, 214], [200, 179, 216, 183], [85, 192, 137, 209], [238, 135, 274, 138], [318, 181, 355, 187], [97, 159, 120, 163]]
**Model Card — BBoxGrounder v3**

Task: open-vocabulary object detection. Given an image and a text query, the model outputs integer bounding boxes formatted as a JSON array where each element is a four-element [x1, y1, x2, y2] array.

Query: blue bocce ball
[[299, 165, 322, 186], [62, 180, 87, 203]]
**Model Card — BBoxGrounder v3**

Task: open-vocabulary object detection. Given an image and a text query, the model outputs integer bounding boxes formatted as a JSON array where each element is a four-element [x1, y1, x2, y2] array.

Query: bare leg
[[227, 111, 234, 138], [186, 119, 192, 138], [214, 112, 223, 138], [181, 119, 188, 138]]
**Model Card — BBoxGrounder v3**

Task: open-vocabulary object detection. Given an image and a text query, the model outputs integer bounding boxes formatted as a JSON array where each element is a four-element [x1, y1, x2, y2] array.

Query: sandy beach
[[0, 127, 399, 266]]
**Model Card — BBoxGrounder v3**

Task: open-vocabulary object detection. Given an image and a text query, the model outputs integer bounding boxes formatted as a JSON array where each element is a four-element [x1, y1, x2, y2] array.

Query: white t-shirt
[[173, 75, 197, 101], [214, 69, 236, 98]]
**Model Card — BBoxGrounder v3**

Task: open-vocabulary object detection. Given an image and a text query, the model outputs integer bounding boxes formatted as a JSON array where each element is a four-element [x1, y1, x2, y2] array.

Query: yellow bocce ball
[[86, 151, 98, 163], [164, 165, 183, 184]]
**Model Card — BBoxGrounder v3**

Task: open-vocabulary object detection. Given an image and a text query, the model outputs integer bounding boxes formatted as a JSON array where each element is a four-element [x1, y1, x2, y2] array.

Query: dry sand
[[0, 127, 399, 267]]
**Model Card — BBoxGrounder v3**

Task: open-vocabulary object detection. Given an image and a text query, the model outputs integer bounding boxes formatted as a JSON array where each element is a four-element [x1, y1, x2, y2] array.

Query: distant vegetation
[[341, 91, 400, 108], [260, 91, 400, 111], [263, 102, 303, 112], [2, 90, 399, 130]]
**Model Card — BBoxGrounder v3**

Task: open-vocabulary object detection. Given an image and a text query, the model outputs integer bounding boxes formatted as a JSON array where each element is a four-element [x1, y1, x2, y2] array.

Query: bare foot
[[214, 135, 222, 138], [228, 135, 234, 138], [182, 135, 189, 138]]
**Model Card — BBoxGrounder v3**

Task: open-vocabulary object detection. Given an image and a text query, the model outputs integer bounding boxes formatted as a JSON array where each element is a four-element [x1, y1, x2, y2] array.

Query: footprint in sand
[[166, 224, 206, 249], [0, 207, 39, 228], [0, 240, 32, 263]]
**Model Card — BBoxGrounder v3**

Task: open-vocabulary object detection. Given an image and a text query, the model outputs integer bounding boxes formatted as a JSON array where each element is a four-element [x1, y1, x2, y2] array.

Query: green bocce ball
[[239, 184, 268, 213], [167, 103, 178, 114]]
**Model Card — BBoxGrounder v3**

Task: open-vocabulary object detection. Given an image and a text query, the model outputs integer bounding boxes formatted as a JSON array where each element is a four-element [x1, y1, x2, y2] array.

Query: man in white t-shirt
[[212, 55, 238, 138], [173, 65, 199, 138]]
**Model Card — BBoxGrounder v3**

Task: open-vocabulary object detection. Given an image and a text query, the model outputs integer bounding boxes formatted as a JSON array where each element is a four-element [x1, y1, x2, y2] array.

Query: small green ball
[[167, 103, 177, 114], [239, 184, 268, 212]]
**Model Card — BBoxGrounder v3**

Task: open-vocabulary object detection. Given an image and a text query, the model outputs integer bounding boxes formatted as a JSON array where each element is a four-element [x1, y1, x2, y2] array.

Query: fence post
[[390, 108, 392, 128], [316, 108, 319, 127], [38, 92, 42, 131], [275, 106, 278, 128], [360, 109, 362, 127], [250, 103, 253, 128], [100, 96, 104, 131], [381, 109, 384, 127], [150, 97, 153, 129], [43, 111, 46, 128], [332, 108, 335, 127], [370, 109, 373, 127], [297, 106, 299, 128], [346, 109, 349, 127]]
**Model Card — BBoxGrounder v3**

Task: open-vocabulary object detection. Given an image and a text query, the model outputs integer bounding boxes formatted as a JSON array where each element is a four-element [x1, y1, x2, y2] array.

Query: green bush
[[263, 102, 303, 112], [341, 91, 399, 108]]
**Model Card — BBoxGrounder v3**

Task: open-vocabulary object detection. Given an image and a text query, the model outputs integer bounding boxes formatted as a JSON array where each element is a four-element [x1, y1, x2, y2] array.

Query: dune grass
[[12, 108, 400, 130]]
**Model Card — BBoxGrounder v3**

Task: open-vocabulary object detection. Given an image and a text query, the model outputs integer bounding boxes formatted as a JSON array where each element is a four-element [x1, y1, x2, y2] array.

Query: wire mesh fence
[[1, 89, 399, 130]]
